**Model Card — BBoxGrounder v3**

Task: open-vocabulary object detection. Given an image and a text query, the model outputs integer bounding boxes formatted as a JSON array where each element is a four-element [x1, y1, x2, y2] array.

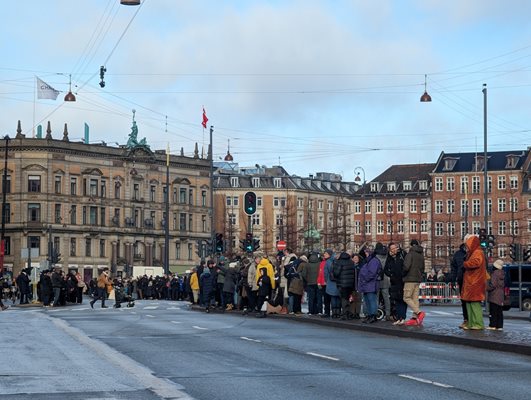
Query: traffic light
[[196, 240, 203, 258], [240, 233, 253, 253], [244, 191, 257, 215], [479, 228, 487, 248], [51, 247, 61, 265], [215, 233, 224, 253], [487, 234, 496, 249], [252, 238, 260, 251], [524, 248, 531, 262], [509, 243, 521, 261]]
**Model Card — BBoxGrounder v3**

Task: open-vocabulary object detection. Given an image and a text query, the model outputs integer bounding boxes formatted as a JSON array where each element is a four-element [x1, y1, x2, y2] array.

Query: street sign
[[276, 240, 287, 251]]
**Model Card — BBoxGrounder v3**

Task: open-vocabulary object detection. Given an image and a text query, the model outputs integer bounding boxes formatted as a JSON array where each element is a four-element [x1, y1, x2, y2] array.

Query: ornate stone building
[[1, 121, 211, 279]]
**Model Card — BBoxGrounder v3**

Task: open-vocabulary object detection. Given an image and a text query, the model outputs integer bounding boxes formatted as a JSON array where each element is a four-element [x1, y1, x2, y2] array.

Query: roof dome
[[224, 150, 233, 161]]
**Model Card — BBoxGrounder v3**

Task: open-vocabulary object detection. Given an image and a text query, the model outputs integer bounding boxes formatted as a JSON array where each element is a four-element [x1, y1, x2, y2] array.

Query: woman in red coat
[[462, 235, 487, 330]]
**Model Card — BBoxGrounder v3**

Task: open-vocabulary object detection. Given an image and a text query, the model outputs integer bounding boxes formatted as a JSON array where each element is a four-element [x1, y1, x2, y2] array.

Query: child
[[256, 268, 271, 318], [487, 259, 505, 331]]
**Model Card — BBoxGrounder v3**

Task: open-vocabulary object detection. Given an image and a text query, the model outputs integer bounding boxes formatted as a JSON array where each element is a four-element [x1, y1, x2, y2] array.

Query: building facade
[[1, 121, 212, 278]]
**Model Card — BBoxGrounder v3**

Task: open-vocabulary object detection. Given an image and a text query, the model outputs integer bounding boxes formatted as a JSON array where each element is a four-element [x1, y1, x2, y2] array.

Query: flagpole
[[33, 76, 37, 138]]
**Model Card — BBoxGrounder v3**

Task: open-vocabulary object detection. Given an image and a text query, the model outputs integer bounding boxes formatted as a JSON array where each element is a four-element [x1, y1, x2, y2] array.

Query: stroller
[[113, 286, 135, 308]]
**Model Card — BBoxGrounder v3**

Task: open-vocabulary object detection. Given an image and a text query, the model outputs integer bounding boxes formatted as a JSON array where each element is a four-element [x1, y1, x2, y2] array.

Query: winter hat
[[324, 249, 333, 257], [299, 255, 308, 263], [493, 259, 504, 270], [374, 242, 386, 255]]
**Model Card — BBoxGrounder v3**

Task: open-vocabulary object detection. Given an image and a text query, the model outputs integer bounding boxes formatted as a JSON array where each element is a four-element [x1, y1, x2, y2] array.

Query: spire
[[180, 147, 184, 156], [45, 121, 52, 139], [224, 138, 233, 161], [62, 123, 70, 142], [193, 142, 199, 158], [15, 120, 24, 139]]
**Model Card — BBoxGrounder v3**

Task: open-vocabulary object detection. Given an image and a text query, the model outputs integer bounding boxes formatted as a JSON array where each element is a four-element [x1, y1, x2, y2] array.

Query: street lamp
[[0, 135, 9, 276], [354, 166, 366, 243]]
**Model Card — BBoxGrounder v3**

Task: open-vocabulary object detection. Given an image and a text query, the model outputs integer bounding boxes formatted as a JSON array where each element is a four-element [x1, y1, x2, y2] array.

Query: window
[[175, 242, 181, 260], [446, 177, 455, 191], [460, 176, 468, 194], [497, 175, 506, 190], [403, 181, 412, 191], [510, 175, 518, 190], [506, 155, 519, 168], [498, 198, 506, 212], [54, 176, 62, 194], [488, 199, 492, 216], [397, 200, 404, 213], [318, 200, 323, 210], [100, 207, 105, 226], [377, 200, 384, 213], [420, 199, 428, 213], [28, 175, 41, 192], [354, 201, 361, 214], [472, 176, 480, 194], [230, 177, 239, 187], [461, 222, 467, 238], [386, 220, 393, 234], [421, 220, 428, 233], [435, 200, 443, 214], [488, 176, 492, 193], [387, 182, 396, 192], [297, 198, 304, 208], [461, 199, 468, 217], [410, 220, 418, 233], [179, 213, 186, 231], [228, 213, 236, 225], [150, 185, 156, 202], [370, 182, 378, 192], [387, 200, 393, 213], [443, 158, 457, 171], [133, 184, 140, 201], [226, 196, 232, 207], [377, 220, 384, 234], [365, 221, 371, 234], [99, 239, 105, 257], [3, 203, 10, 223], [397, 220, 404, 233], [188, 214, 193, 232], [252, 177, 260, 188], [419, 181, 428, 190], [435, 222, 443, 236], [201, 190, 207, 207], [114, 181, 121, 199], [327, 201, 333, 211], [89, 179, 98, 197], [410, 199, 417, 213], [189, 189, 193, 205], [276, 214, 284, 226], [201, 215, 207, 232], [179, 188, 186, 203], [472, 199, 480, 216], [498, 221, 506, 235], [273, 178, 281, 188], [447, 222, 455, 236], [364, 201, 371, 213], [188, 243, 193, 261], [172, 187, 177, 203], [54, 204, 61, 223], [3, 175, 11, 193], [28, 203, 40, 222], [510, 220, 519, 236], [510, 198, 518, 213], [100, 180, 106, 198], [85, 238, 91, 257], [257, 197, 262, 207], [28, 236, 40, 253], [273, 197, 279, 207], [354, 220, 361, 234], [70, 205, 77, 224], [232, 196, 239, 206], [252, 213, 260, 225], [435, 177, 443, 191], [297, 213, 304, 227]]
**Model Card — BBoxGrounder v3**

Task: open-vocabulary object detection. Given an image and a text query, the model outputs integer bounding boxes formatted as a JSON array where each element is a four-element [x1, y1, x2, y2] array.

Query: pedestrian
[[451, 242, 468, 328], [374, 244, 391, 320], [256, 267, 272, 318], [200, 261, 216, 312], [403, 239, 426, 326], [40, 269, 54, 307], [487, 259, 505, 331], [334, 251, 356, 320], [189, 268, 199, 304], [384, 242, 407, 325], [75, 270, 86, 304], [51, 267, 63, 307], [318, 250, 331, 318], [217, 261, 239, 311], [16, 268, 31, 304], [358, 244, 383, 323], [0, 274, 9, 311], [324, 251, 341, 318], [462, 235, 487, 330], [299, 251, 320, 315], [285, 256, 303, 314], [90, 268, 112, 309]]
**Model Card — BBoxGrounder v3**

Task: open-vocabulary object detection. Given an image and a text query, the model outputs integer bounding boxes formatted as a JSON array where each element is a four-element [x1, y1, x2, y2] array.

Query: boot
[[280, 306, 288, 315]]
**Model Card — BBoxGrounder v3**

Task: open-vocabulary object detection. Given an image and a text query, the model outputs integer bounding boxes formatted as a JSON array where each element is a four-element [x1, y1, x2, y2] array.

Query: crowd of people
[[0, 235, 506, 331]]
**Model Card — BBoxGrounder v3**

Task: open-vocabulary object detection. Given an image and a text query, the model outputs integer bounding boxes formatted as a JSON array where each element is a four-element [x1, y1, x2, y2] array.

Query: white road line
[[167, 307, 181, 310], [192, 326, 208, 330], [171, 321, 181, 324], [399, 374, 453, 388], [146, 314, 155, 318], [430, 311, 453, 316], [130, 311, 137, 314], [143, 306, 158, 310], [240, 336, 262, 343], [306, 352, 339, 361]]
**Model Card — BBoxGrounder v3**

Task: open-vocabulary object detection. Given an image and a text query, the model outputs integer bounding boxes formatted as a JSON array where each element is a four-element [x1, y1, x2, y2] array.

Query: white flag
[[36, 77, 60, 100]]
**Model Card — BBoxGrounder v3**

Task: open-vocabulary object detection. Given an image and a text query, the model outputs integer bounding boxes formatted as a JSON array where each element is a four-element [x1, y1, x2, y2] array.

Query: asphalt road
[[2, 300, 530, 400]]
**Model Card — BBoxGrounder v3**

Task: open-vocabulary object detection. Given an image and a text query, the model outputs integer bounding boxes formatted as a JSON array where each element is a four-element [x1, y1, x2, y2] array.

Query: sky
[[1, 0, 531, 182]]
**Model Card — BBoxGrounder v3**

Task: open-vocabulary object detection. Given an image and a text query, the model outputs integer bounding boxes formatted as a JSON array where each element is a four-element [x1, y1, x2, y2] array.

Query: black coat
[[384, 254, 405, 301], [450, 246, 467, 289], [257, 274, 272, 298], [333, 252, 356, 289], [200, 269, 215, 296], [16, 273, 31, 294]]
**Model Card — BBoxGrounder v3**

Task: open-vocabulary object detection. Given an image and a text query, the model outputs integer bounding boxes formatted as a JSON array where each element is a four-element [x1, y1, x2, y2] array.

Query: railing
[[418, 282, 460, 303]]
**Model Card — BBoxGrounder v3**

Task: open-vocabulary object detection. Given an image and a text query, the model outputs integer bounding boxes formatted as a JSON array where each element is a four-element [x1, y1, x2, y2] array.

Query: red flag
[[202, 107, 208, 128]]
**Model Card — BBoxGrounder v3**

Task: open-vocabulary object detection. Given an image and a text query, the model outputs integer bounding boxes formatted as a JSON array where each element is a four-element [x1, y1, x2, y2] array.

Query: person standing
[[51, 267, 63, 307], [374, 243, 391, 320], [403, 239, 426, 326], [384, 243, 407, 325], [324, 251, 341, 318], [318, 251, 331, 318], [75, 270, 86, 304], [487, 259, 505, 330], [334, 251, 356, 320], [462, 235, 487, 330], [299, 251, 320, 315], [189, 268, 200, 304], [200, 262, 215, 312], [256, 267, 272, 318], [358, 245, 383, 323], [451, 242, 468, 328], [16, 269, 31, 304], [90, 268, 112, 309]]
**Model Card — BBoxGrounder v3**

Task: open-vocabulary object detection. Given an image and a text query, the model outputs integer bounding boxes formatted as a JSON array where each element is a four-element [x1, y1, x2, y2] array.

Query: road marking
[[306, 352, 339, 361], [171, 321, 181, 324], [143, 306, 158, 310], [167, 307, 181, 310], [130, 311, 137, 314], [399, 374, 453, 388], [429, 311, 453, 316], [192, 325, 208, 330], [146, 314, 155, 318], [240, 336, 262, 343]]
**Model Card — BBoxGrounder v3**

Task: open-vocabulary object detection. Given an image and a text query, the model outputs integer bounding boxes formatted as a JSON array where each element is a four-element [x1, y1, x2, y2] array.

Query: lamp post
[[482, 84, 488, 239], [164, 145, 170, 275], [0, 135, 9, 276], [354, 166, 366, 243], [209, 125, 215, 257]]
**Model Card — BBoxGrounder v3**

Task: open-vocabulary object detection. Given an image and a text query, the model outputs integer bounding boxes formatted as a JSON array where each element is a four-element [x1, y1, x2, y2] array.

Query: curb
[[190, 306, 531, 357]]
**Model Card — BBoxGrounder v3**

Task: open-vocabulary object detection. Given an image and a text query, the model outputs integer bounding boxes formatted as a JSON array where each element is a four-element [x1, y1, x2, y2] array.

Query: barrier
[[418, 282, 447, 300]]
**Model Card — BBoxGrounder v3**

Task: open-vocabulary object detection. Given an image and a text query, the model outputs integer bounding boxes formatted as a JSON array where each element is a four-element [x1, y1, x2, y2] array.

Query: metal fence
[[418, 282, 460, 303]]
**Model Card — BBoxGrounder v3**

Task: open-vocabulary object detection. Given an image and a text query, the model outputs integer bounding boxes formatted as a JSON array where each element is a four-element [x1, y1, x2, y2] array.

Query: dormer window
[[273, 177, 281, 188], [505, 155, 519, 169], [252, 177, 260, 188], [370, 182, 378, 192], [419, 180, 428, 191], [387, 182, 396, 192], [230, 177, 239, 188], [403, 181, 412, 191], [474, 156, 485, 172], [443, 158, 458, 171]]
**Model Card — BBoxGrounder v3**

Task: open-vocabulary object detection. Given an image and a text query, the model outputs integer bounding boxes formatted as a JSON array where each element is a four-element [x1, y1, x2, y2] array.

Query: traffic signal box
[[479, 228, 487, 248], [240, 233, 260, 253], [215, 233, 224, 253], [244, 191, 257, 215]]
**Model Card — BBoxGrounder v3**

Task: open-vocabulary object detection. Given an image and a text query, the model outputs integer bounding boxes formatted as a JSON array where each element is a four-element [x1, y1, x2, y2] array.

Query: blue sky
[[1, 0, 530, 181]]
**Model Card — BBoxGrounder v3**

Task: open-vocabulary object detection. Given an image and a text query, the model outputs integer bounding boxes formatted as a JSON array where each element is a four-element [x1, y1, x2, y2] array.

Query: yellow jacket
[[255, 258, 276, 290], [190, 272, 199, 290]]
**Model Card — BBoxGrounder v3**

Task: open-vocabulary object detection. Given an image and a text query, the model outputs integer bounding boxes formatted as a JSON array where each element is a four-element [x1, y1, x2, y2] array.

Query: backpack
[[329, 260, 340, 282]]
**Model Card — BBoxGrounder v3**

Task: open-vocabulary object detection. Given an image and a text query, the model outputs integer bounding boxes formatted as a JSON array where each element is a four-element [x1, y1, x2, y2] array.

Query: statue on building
[[126, 109, 150, 150]]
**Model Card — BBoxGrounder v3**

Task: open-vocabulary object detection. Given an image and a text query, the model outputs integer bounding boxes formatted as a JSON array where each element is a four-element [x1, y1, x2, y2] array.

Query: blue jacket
[[324, 256, 340, 296], [357, 255, 382, 294]]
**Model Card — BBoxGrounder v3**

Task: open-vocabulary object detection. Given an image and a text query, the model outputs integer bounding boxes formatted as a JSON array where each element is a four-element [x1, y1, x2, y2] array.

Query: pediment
[[22, 164, 47, 172], [81, 168, 104, 176]]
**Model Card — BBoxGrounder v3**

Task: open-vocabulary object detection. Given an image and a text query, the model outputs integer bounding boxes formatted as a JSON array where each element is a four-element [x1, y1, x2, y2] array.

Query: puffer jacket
[[324, 255, 340, 296], [255, 258, 276, 289], [358, 255, 382, 294], [403, 245, 425, 283], [334, 252, 355, 289]]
